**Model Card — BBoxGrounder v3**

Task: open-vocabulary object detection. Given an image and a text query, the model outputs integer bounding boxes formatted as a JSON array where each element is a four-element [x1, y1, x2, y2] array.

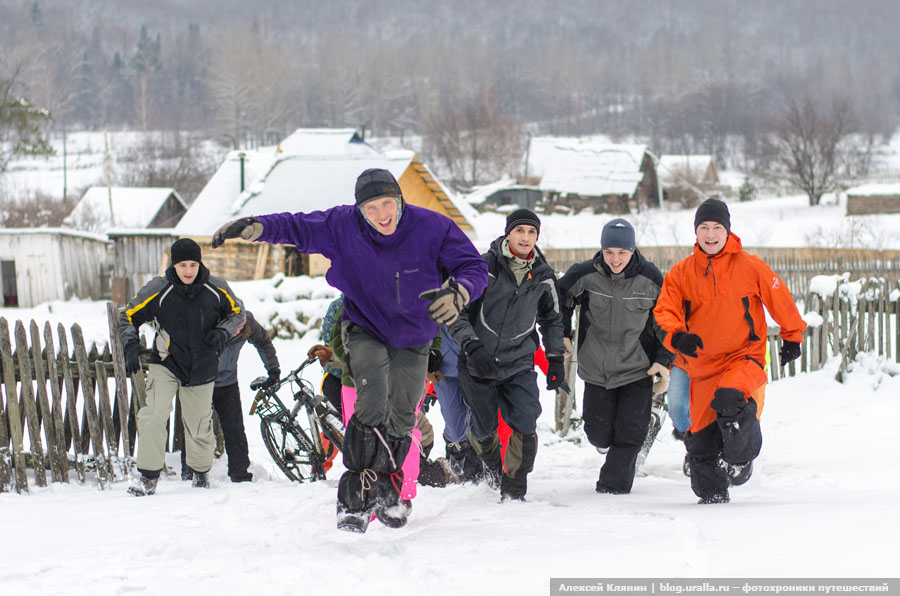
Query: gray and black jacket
[[450, 237, 565, 380], [118, 264, 245, 387], [558, 248, 673, 389], [215, 311, 279, 387]]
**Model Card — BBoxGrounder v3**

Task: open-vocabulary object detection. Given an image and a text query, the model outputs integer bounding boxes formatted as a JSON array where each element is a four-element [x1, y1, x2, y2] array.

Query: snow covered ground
[[1, 280, 898, 594]]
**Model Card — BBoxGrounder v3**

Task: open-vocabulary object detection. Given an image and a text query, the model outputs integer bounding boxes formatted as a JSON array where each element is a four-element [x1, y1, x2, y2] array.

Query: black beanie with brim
[[355, 168, 402, 205], [505, 208, 541, 237]]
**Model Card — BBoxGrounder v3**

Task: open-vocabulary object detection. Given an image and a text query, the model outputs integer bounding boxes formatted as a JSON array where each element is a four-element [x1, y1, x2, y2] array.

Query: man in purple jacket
[[212, 168, 488, 532]]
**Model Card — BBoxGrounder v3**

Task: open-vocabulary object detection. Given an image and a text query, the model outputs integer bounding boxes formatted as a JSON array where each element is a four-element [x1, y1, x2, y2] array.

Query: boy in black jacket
[[450, 209, 566, 501], [119, 238, 244, 495]]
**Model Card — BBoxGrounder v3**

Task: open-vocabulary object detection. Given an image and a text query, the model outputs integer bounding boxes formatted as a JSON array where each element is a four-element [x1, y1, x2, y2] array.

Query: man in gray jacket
[[558, 219, 673, 494], [450, 209, 566, 501]]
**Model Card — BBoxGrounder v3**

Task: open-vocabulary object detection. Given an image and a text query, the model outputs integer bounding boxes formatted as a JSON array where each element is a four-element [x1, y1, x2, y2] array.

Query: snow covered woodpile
[[846, 183, 900, 215]]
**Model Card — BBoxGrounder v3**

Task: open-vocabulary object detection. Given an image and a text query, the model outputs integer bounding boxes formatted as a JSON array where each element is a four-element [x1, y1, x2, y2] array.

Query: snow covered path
[[2, 355, 897, 595]]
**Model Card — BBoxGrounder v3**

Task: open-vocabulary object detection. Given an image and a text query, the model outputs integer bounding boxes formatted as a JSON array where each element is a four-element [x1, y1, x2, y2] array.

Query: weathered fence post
[[15, 321, 47, 487], [56, 324, 86, 483], [71, 324, 111, 487], [0, 318, 26, 492], [106, 302, 132, 468], [30, 321, 65, 482], [42, 322, 70, 483]]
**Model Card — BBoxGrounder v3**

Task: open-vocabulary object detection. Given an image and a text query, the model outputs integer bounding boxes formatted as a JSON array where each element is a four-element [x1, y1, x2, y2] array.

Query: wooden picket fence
[[0, 302, 212, 494]]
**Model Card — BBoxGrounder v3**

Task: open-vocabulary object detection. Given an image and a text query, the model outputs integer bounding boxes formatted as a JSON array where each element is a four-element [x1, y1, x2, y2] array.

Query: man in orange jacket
[[654, 199, 806, 504]]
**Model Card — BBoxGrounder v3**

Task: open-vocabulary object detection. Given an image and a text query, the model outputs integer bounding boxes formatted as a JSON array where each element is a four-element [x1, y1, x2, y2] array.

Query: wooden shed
[[0, 228, 111, 307], [526, 137, 660, 214], [64, 187, 187, 233], [658, 155, 720, 206], [846, 184, 900, 215]]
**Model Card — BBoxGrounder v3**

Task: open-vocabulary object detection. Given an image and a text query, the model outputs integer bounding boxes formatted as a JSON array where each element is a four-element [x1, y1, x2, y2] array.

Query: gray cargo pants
[[342, 321, 429, 437]]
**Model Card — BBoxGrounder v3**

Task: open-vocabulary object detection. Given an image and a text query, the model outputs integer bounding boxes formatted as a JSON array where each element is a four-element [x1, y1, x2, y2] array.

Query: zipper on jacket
[[396, 271, 401, 305], [741, 296, 761, 346], [703, 256, 718, 295]]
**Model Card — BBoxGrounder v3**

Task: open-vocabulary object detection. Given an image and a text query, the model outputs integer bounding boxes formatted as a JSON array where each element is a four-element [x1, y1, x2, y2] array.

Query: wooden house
[[525, 137, 660, 214], [0, 228, 111, 307], [658, 155, 720, 206], [64, 187, 187, 233], [175, 128, 475, 280]]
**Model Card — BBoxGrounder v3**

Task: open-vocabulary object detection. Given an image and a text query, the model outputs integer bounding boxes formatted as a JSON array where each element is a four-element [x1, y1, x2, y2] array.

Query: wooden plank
[[93, 361, 119, 470], [71, 324, 110, 487], [106, 302, 132, 459], [0, 318, 26, 492], [57, 325, 86, 483], [30, 321, 64, 482], [42, 322, 69, 482], [253, 243, 270, 280], [14, 321, 47, 486]]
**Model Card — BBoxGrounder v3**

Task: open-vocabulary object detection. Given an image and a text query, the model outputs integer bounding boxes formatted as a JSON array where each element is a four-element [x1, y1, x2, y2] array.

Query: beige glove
[[647, 362, 670, 396], [418, 278, 470, 325], [212, 217, 264, 248]]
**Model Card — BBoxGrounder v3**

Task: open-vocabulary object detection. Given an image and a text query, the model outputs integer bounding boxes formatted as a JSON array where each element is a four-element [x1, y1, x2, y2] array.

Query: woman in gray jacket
[[558, 219, 673, 494]]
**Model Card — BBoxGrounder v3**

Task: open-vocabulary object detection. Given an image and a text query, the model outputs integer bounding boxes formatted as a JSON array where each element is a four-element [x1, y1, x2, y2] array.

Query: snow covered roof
[[658, 155, 717, 185], [64, 187, 186, 232], [846, 183, 900, 196], [176, 128, 476, 236], [527, 137, 647, 197]]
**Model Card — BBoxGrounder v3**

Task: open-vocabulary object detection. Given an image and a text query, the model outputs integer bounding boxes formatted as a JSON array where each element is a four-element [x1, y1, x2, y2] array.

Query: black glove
[[671, 331, 704, 358], [465, 341, 498, 379], [427, 348, 443, 373], [123, 341, 142, 375], [779, 340, 801, 366], [211, 216, 264, 248], [418, 278, 470, 325], [546, 357, 569, 392], [205, 328, 229, 354], [262, 368, 280, 389]]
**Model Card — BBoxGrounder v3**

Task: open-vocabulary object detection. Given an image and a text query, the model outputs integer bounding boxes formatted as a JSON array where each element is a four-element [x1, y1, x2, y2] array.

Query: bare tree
[[0, 68, 54, 174], [763, 96, 862, 206]]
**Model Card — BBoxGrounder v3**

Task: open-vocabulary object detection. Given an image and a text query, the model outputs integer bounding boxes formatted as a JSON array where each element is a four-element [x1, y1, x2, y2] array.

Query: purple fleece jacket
[[256, 204, 488, 348]]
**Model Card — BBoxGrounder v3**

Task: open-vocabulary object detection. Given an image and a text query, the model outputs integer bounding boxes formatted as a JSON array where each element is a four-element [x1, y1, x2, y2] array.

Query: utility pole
[[104, 127, 115, 227]]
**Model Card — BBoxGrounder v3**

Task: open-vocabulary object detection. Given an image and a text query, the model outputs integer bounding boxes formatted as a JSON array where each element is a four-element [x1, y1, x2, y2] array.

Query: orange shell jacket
[[654, 233, 806, 380]]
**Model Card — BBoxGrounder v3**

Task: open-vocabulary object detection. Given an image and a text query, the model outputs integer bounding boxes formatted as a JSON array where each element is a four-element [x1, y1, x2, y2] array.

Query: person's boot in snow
[[726, 460, 753, 486], [191, 468, 210, 488], [372, 430, 412, 528], [418, 454, 453, 487], [683, 453, 691, 477], [128, 473, 159, 497], [445, 436, 483, 483], [698, 490, 730, 504], [470, 431, 503, 490], [500, 431, 536, 501], [337, 417, 381, 533]]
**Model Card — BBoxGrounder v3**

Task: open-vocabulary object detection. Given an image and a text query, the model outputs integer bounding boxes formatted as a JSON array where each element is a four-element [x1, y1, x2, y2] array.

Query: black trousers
[[583, 377, 652, 492], [212, 382, 251, 479]]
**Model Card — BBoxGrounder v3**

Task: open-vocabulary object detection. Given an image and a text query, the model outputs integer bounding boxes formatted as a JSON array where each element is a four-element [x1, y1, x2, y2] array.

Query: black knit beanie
[[601, 218, 636, 251], [505, 208, 541, 237], [171, 238, 202, 264], [355, 168, 402, 205], [694, 198, 731, 233]]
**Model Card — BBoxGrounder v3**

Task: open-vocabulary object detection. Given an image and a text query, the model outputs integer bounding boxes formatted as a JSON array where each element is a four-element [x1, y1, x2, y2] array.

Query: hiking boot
[[181, 467, 193, 481], [337, 503, 371, 533], [446, 438, 483, 482], [191, 469, 210, 488], [698, 490, 730, 504], [374, 472, 408, 529], [482, 462, 502, 491], [230, 472, 253, 483], [595, 481, 629, 495], [128, 474, 159, 497], [418, 455, 450, 488], [726, 460, 753, 486]]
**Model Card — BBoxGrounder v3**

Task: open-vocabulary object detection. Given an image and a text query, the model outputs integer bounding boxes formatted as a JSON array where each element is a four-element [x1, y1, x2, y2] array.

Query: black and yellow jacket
[[118, 264, 245, 387]]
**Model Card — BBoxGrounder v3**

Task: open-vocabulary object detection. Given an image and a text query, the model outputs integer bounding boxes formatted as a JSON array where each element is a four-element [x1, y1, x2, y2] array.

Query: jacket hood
[[488, 235, 548, 265]]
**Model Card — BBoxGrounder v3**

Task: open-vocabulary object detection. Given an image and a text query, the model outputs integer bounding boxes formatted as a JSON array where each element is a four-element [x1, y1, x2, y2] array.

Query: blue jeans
[[668, 365, 691, 434]]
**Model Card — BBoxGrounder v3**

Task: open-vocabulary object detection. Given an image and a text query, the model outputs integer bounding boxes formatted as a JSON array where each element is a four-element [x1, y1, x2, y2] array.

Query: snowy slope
[[1, 286, 897, 594]]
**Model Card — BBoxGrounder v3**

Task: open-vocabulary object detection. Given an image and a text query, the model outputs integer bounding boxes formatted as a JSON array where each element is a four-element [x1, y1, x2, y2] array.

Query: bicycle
[[248, 356, 345, 483]]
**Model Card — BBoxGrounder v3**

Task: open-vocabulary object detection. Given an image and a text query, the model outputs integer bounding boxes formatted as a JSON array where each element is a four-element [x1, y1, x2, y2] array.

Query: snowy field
[[1, 280, 898, 595]]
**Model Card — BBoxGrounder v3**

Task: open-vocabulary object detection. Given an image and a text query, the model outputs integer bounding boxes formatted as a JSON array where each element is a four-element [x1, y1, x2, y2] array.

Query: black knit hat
[[355, 168, 402, 205], [171, 238, 202, 264], [694, 198, 731, 233], [505, 208, 541, 237], [601, 218, 636, 251]]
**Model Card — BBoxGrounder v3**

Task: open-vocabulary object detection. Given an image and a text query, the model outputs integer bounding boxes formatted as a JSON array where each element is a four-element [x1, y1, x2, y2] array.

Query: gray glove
[[212, 217, 264, 248], [418, 278, 470, 325]]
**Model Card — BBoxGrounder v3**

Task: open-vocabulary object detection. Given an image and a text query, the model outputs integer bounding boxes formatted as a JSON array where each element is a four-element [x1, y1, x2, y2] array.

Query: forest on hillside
[[1, 0, 899, 192]]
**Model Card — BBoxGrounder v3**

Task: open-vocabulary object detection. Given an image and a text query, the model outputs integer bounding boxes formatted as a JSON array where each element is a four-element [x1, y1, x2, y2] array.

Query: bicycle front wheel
[[260, 417, 325, 482]]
